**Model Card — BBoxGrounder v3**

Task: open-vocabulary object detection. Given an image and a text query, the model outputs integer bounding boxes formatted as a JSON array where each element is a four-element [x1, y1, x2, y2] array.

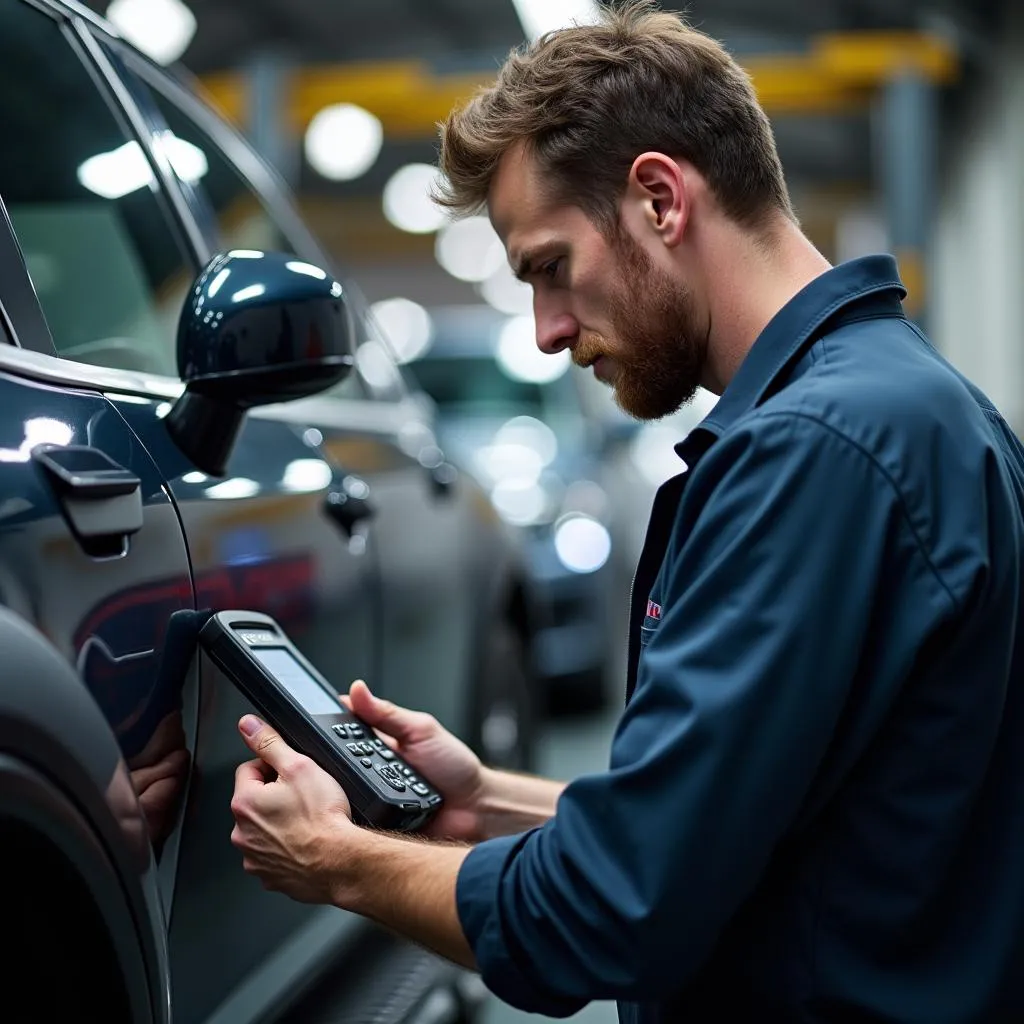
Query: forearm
[[337, 827, 476, 968], [475, 767, 565, 840]]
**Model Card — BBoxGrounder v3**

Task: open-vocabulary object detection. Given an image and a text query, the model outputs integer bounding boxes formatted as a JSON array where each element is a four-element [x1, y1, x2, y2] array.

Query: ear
[[625, 153, 689, 248]]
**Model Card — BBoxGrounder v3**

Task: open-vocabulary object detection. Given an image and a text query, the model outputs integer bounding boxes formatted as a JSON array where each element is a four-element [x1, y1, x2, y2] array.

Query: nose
[[533, 296, 577, 355]]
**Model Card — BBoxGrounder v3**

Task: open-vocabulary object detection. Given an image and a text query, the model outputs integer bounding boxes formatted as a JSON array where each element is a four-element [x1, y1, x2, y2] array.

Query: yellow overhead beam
[[197, 30, 958, 136]]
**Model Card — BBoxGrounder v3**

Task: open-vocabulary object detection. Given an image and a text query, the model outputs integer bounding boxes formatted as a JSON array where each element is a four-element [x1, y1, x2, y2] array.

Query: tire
[[1, 818, 135, 1022], [469, 620, 538, 772]]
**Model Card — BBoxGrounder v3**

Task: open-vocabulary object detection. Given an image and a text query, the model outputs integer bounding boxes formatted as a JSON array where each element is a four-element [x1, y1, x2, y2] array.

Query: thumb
[[238, 715, 302, 775], [346, 680, 433, 745]]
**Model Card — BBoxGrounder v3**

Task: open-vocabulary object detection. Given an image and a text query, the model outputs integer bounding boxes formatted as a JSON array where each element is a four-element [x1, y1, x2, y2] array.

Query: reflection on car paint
[[72, 551, 313, 848]]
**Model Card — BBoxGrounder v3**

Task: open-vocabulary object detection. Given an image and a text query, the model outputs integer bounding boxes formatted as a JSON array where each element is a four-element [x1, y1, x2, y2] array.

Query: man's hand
[[230, 715, 356, 903], [229, 711, 475, 966], [343, 680, 489, 842]]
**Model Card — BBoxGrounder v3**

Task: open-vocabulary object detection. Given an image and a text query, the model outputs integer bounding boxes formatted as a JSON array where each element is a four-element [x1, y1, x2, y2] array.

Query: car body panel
[[111, 397, 379, 1023], [0, 374, 196, 858]]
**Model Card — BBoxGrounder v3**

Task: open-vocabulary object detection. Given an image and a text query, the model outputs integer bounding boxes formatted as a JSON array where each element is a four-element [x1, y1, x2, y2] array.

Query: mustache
[[571, 333, 606, 368]]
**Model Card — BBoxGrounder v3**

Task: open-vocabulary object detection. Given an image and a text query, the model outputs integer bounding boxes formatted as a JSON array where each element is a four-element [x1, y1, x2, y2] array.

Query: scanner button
[[346, 724, 365, 737], [377, 765, 406, 791], [378, 748, 395, 761], [411, 783, 430, 796], [332, 725, 348, 738], [360, 758, 373, 768]]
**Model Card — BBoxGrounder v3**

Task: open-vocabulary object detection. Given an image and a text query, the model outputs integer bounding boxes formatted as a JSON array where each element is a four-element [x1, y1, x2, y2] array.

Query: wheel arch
[[0, 606, 170, 1023]]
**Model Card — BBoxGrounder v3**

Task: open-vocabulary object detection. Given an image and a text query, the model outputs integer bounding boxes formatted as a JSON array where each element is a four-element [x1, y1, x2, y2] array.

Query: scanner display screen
[[250, 647, 340, 716]]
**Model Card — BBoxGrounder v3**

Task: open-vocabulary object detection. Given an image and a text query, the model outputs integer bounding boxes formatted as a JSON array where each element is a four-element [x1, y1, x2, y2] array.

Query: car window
[[0, 4, 194, 376], [145, 89, 291, 256], [140, 85, 372, 402]]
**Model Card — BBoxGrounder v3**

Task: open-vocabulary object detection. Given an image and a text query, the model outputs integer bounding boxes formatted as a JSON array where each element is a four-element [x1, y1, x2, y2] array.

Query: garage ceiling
[[84, 0, 1000, 72], [77, 0, 1008, 303], [77, 0, 999, 70]]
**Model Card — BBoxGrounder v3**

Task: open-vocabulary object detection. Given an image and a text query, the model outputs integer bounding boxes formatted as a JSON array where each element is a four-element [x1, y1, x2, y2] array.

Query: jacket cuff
[[456, 831, 588, 1017]]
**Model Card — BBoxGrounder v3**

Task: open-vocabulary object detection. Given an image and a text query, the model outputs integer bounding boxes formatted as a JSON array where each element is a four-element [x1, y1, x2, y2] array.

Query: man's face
[[488, 145, 709, 420]]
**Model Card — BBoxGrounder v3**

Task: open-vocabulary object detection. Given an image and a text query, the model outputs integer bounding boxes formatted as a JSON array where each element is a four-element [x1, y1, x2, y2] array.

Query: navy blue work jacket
[[456, 256, 1024, 1022]]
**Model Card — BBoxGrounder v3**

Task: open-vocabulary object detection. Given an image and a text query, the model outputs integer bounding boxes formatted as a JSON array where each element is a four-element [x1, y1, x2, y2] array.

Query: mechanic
[[229, 2, 1024, 1019]]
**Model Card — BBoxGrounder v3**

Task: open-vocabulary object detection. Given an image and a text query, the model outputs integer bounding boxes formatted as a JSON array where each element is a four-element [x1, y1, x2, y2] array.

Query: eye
[[541, 257, 563, 281]]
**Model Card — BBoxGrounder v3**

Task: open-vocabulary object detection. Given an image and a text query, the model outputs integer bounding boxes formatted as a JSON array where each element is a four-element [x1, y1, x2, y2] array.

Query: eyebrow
[[511, 250, 536, 283], [511, 245, 557, 282]]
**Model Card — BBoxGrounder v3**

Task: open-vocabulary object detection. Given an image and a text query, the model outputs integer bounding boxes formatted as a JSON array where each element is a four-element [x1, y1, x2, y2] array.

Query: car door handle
[[33, 443, 143, 556], [324, 473, 376, 537]]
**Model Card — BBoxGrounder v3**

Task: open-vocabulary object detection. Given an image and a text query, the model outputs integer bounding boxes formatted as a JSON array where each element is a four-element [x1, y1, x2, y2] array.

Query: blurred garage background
[[82, 0, 1023, 1020]]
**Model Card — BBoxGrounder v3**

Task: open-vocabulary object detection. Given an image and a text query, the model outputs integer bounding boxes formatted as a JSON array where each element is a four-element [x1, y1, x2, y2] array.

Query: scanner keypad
[[333, 718, 437, 803]]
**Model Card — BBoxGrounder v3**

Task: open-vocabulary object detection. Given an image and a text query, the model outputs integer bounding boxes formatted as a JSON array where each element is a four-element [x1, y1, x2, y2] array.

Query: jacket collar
[[675, 255, 907, 468]]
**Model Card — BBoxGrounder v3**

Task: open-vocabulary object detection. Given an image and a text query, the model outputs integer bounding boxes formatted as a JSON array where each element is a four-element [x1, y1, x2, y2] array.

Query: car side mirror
[[164, 250, 355, 476]]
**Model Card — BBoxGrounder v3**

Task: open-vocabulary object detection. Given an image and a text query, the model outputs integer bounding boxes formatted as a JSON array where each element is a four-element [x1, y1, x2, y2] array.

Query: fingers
[[238, 716, 304, 776], [234, 757, 272, 789], [345, 680, 437, 745]]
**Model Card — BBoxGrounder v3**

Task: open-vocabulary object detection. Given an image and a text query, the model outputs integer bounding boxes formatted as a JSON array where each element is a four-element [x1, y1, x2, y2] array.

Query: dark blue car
[[0, 1, 538, 1019]]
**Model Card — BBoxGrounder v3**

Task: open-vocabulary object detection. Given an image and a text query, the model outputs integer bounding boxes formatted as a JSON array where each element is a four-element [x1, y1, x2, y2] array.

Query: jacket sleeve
[[455, 412, 953, 1011]]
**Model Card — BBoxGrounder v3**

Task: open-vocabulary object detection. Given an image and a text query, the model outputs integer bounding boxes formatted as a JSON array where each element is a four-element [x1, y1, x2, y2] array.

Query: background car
[[0, 1, 536, 1020], [403, 305, 624, 713]]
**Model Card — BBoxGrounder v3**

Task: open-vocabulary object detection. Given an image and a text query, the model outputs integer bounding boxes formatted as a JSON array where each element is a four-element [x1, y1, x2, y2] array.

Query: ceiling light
[[370, 298, 434, 364], [231, 284, 265, 304], [162, 133, 207, 182], [491, 479, 550, 526], [355, 340, 401, 391], [207, 268, 231, 297], [494, 416, 558, 466], [435, 217, 505, 283], [206, 477, 259, 500], [286, 261, 328, 280], [106, 0, 197, 65], [0, 418, 74, 463], [510, 0, 602, 41], [554, 514, 611, 574], [282, 459, 333, 494], [304, 104, 383, 181], [383, 164, 448, 234], [477, 261, 533, 316], [77, 134, 204, 200], [77, 141, 153, 200], [629, 423, 687, 487], [474, 443, 545, 487], [496, 316, 570, 384]]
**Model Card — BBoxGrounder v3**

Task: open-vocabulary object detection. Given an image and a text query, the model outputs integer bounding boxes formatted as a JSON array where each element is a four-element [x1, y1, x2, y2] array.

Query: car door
[[0, 0, 197, 906], [79, 26, 382, 1024]]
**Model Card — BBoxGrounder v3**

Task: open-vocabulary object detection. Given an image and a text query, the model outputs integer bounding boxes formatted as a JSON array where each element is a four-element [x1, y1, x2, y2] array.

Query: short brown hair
[[436, 0, 793, 233]]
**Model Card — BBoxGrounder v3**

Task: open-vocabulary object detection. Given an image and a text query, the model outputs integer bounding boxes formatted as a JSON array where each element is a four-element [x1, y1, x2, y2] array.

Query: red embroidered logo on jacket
[[646, 599, 662, 620]]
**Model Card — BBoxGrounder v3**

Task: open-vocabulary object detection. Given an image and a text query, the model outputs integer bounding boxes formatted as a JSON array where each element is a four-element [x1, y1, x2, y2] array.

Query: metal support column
[[245, 52, 298, 190], [877, 71, 938, 330]]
